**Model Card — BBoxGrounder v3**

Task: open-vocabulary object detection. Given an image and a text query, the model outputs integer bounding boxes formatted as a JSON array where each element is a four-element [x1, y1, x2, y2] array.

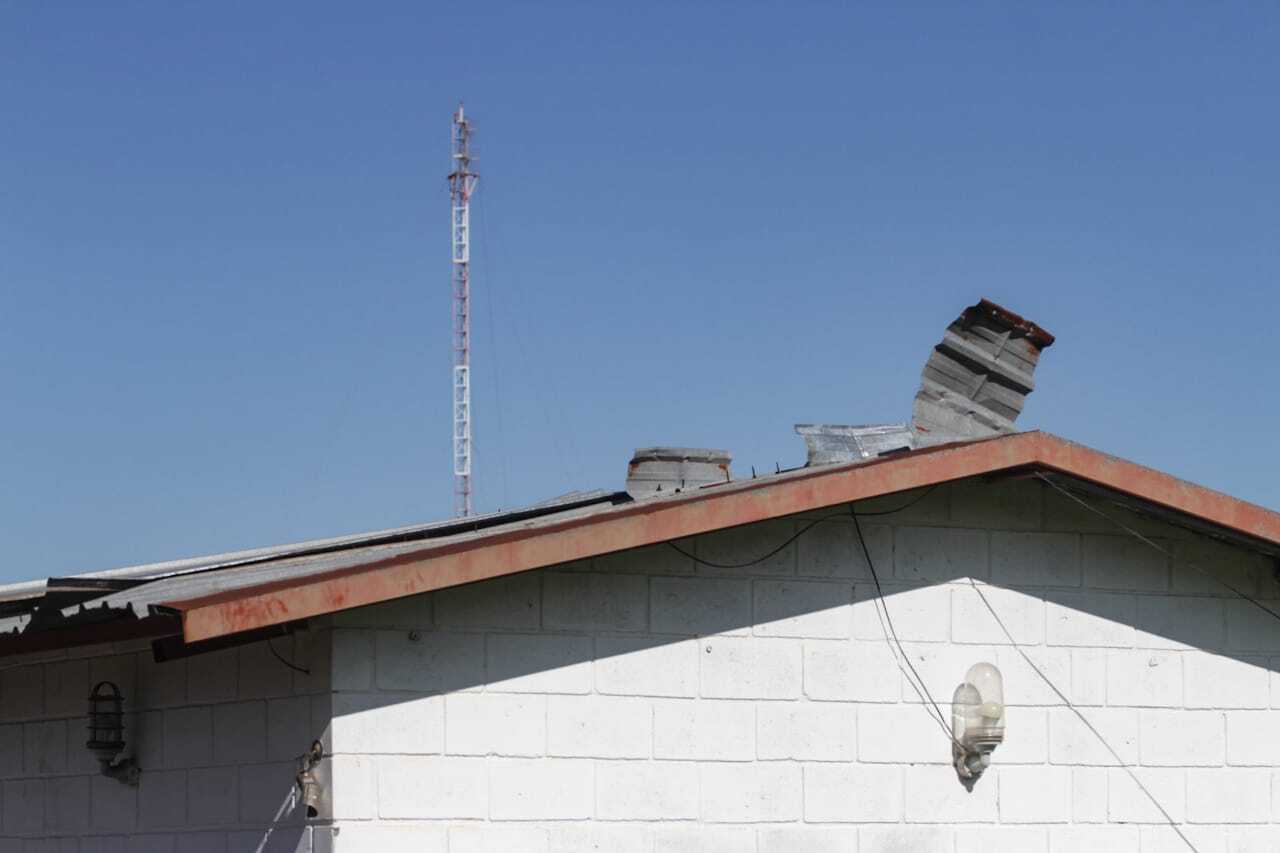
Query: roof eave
[[166, 430, 1280, 644]]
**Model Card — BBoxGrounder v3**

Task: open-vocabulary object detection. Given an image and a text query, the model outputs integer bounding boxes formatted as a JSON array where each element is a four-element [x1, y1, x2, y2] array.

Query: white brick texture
[[488, 758, 594, 820], [0, 630, 332, 850], [9, 480, 1280, 849], [595, 761, 698, 820], [756, 701, 855, 760]]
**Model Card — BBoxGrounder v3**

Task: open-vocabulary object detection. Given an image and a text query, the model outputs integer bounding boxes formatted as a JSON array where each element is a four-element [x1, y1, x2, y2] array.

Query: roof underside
[[3, 431, 1279, 658]]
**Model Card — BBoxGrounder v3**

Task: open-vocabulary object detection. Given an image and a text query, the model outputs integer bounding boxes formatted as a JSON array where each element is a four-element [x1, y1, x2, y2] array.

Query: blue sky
[[3, 3, 1278, 581]]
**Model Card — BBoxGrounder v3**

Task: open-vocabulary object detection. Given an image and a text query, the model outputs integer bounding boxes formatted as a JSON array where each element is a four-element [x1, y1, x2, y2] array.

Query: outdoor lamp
[[951, 662, 1005, 783], [86, 681, 140, 785], [296, 740, 324, 818]]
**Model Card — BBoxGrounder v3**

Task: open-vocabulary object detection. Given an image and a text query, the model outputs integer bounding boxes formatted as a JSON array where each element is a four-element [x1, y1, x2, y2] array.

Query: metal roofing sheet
[[0, 489, 624, 646], [169, 431, 1280, 645], [5, 431, 1280, 658]]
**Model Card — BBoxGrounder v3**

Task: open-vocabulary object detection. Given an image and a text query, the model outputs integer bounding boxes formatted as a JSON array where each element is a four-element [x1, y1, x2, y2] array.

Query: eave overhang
[[165, 431, 1280, 644]]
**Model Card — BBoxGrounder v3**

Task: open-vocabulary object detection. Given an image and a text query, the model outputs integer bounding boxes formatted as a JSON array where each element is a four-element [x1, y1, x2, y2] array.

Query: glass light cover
[[964, 662, 1005, 742], [951, 682, 981, 742]]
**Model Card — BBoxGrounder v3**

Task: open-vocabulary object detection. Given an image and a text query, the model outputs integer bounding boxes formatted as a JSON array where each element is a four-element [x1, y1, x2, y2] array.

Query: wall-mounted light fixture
[[296, 740, 324, 818], [86, 681, 140, 785], [952, 662, 1004, 784]]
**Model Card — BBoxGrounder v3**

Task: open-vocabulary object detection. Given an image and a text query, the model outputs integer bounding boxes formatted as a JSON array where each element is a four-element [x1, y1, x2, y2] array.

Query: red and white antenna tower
[[449, 104, 478, 517]]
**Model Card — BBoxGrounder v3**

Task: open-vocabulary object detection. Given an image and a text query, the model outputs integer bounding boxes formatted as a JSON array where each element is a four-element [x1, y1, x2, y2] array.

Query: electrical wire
[[661, 479, 957, 741], [851, 507, 964, 748], [665, 514, 844, 569], [965, 577, 1199, 853], [663, 483, 945, 570], [268, 636, 310, 676], [849, 483, 942, 517], [1036, 473, 1280, 624], [661, 480, 959, 745]]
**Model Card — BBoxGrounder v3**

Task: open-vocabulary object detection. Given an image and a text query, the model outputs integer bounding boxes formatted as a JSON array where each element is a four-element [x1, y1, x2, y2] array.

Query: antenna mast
[[449, 104, 478, 517]]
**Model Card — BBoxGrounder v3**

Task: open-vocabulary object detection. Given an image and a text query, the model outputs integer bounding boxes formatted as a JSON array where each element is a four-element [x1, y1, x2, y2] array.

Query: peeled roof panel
[[912, 299, 1054, 441]]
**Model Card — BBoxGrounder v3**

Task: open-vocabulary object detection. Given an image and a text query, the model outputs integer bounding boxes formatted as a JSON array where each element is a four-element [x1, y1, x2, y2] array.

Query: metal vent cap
[[626, 447, 731, 499]]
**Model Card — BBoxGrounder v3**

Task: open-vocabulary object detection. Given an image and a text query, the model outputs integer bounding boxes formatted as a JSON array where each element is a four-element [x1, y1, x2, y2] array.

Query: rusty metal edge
[[169, 431, 1280, 643], [969, 298, 1056, 349]]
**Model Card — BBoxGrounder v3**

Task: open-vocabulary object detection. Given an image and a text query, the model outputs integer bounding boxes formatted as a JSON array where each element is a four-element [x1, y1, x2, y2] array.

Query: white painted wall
[[0, 627, 331, 852], [325, 479, 1280, 852], [7, 477, 1280, 852]]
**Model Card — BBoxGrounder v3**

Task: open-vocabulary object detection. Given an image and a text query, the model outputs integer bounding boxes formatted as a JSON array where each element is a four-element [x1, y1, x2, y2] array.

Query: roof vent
[[912, 299, 1054, 444], [626, 447, 731, 499]]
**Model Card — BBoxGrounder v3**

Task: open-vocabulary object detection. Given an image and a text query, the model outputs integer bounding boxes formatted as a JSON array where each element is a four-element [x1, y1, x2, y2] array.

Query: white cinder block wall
[[0, 627, 331, 852], [326, 479, 1280, 853], [8, 477, 1280, 853]]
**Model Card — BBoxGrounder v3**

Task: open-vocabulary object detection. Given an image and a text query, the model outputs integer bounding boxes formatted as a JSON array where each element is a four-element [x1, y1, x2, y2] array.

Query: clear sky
[[3, 3, 1278, 582]]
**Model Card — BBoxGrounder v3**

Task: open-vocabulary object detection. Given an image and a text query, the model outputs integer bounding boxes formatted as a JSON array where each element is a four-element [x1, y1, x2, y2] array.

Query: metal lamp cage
[[86, 680, 126, 764]]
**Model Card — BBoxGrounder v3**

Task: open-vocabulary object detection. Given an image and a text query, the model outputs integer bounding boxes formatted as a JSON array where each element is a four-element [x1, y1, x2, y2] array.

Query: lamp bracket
[[100, 756, 140, 786]]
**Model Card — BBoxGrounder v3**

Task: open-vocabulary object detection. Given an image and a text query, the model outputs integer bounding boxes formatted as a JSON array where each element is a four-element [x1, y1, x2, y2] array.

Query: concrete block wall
[[0, 627, 331, 852], [326, 479, 1280, 852]]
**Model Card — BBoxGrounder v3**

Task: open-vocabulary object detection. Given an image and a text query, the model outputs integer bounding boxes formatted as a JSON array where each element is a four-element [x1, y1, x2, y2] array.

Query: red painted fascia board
[[168, 431, 1280, 643]]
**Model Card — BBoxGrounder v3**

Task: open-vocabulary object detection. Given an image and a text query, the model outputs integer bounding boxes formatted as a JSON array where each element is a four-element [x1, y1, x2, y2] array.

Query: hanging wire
[[662, 481, 960, 746], [850, 484, 942, 517], [664, 485, 942, 570], [851, 507, 964, 748], [1036, 472, 1280, 624], [965, 577, 1199, 852], [666, 514, 844, 569], [267, 636, 310, 676]]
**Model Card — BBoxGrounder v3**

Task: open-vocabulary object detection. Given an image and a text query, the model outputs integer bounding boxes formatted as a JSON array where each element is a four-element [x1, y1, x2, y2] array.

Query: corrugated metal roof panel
[[0, 489, 625, 645]]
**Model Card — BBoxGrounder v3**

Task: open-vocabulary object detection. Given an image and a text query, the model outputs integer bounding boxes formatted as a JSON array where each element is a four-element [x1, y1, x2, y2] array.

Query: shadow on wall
[[326, 477, 1280, 730], [0, 622, 331, 851]]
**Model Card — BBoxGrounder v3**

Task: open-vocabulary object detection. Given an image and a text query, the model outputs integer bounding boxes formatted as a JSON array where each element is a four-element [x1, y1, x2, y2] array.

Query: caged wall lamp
[[86, 681, 140, 785], [951, 662, 1005, 784]]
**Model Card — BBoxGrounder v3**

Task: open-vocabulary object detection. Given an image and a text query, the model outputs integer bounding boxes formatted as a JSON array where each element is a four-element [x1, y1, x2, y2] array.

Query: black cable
[[660, 478, 964, 746], [848, 483, 942, 516], [966, 578, 1198, 852], [268, 636, 311, 676], [666, 515, 842, 569], [665, 483, 944, 570], [850, 507, 959, 744], [1036, 473, 1280, 625]]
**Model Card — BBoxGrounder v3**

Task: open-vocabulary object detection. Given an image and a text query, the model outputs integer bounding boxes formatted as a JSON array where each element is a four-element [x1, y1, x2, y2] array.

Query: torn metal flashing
[[794, 424, 914, 465]]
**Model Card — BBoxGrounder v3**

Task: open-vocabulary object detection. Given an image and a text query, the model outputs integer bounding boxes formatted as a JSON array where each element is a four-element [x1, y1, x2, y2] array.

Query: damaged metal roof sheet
[[795, 299, 1055, 467], [794, 424, 914, 464], [0, 489, 626, 655], [912, 298, 1055, 443]]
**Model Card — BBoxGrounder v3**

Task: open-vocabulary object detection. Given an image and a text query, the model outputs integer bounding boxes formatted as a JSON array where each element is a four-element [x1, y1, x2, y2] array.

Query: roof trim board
[[168, 431, 1280, 643]]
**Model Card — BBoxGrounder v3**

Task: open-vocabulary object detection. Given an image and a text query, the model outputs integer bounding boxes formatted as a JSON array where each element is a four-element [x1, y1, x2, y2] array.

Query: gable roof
[[173, 430, 1280, 642], [5, 430, 1280, 656]]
